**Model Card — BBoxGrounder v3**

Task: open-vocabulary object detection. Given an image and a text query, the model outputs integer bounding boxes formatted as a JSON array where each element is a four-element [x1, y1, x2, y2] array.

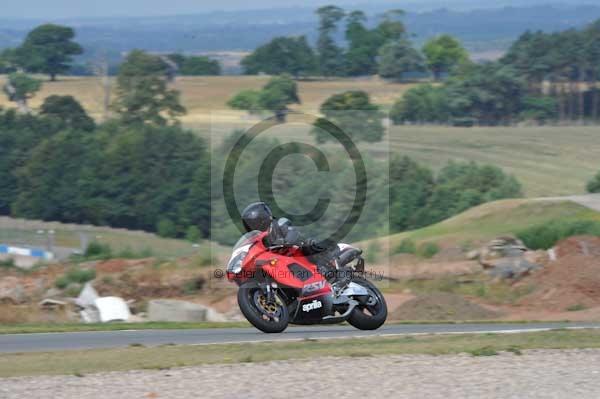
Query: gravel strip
[[2, 349, 600, 399]]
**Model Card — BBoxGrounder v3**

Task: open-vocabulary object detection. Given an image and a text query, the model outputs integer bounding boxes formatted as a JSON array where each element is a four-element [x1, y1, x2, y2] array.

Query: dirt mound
[[390, 292, 501, 321], [517, 236, 600, 310], [518, 260, 600, 310], [554, 235, 600, 259]]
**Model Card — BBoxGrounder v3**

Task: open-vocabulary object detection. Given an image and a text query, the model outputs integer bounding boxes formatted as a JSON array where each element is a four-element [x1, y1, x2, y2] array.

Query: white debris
[[75, 282, 99, 308], [75, 283, 131, 323], [95, 296, 131, 322]]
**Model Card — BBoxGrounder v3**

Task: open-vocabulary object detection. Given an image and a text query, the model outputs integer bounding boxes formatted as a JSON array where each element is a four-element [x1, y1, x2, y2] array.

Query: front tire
[[238, 282, 289, 333], [347, 277, 387, 330]]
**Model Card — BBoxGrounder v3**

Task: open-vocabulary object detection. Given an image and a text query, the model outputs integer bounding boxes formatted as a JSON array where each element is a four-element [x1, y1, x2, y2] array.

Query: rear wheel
[[347, 277, 387, 330], [238, 282, 289, 333]]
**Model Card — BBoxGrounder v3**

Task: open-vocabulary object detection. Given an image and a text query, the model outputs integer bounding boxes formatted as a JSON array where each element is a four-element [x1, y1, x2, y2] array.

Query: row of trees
[[0, 24, 222, 81], [0, 48, 211, 239], [227, 79, 387, 144], [166, 53, 221, 76], [241, 6, 468, 81], [392, 19, 600, 125]]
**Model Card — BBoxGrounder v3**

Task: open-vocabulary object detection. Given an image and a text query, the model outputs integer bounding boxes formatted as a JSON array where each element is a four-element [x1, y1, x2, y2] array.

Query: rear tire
[[347, 277, 387, 330], [238, 282, 289, 333]]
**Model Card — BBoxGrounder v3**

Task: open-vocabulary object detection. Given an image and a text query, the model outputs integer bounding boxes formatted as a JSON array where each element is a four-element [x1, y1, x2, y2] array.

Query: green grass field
[[363, 199, 600, 252], [0, 216, 214, 258], [387, 125, 600, 197]]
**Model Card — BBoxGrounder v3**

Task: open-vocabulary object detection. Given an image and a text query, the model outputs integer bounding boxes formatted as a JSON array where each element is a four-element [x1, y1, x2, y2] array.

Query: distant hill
[[0, 4, 599, 68]]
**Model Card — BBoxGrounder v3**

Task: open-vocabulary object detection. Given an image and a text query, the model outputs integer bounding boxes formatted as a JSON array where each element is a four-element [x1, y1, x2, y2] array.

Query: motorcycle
[[226, 219, 387, 333]]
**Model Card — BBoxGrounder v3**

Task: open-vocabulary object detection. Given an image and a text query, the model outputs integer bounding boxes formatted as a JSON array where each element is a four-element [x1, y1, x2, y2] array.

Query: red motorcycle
[[226, 221, 387, 333]]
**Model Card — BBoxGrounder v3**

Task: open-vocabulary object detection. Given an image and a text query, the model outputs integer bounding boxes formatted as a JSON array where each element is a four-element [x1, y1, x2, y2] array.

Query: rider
[[241, 201, 337, 266]]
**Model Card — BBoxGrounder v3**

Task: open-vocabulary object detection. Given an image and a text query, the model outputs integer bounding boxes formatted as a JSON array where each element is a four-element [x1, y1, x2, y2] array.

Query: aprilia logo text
[[302, 300, 323, 312]]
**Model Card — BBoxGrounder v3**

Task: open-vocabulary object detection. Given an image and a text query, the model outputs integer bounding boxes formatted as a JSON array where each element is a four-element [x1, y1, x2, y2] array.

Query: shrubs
[[157, 218, 178, 238], [517, 220, 600, 250], [394, 239, 439, 259], [395, 239, 417, 254], [0, 258, 16, 269], [587, 171, 600, 193], [84, 241, 112, 259], [185, 226, 201, 243], [418, 242, 440, 259], [55, 267, 96, 289]]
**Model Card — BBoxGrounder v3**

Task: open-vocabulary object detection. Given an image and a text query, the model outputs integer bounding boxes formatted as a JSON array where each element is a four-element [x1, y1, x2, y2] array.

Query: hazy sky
[[1, 0, 590, 19], [1, 0, 390, 19]]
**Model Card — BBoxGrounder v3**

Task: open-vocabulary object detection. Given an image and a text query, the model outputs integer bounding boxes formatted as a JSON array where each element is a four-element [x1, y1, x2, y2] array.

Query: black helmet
[[241, 202, 273, 232]]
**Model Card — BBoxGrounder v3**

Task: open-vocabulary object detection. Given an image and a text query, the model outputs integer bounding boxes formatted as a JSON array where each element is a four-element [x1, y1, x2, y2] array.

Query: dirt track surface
[[3, 349, 600, 399], [539, 194, 600, 212]]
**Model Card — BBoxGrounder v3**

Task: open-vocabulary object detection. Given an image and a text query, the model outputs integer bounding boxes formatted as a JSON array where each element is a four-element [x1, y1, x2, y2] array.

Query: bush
[[157, 218, 178, 238], [517, 220, 600, 250], [56, 267, 96, 289], [84, 241, 112, 259], [587, 171, 600, 193], [468, 346, 498, 357], [395, 239, 417, 254], [193, 252, 215, 267], [65, 268, 96, 284], [0, 258, 15, 269], [366, 241, 381, 263], [55, 275, 70, 289], [418, 242, 440, 259], [185, 226, 201, 243]]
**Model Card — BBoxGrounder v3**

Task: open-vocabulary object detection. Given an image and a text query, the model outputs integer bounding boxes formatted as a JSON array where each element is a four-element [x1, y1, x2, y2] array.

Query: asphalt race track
[[1, 322, 599, 353]]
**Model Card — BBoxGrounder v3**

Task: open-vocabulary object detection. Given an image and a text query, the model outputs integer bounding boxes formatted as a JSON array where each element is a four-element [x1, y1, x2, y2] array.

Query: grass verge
[[1, 329, 600, 377], [0, 320, 574, 335], [0, 321, 250, 335]]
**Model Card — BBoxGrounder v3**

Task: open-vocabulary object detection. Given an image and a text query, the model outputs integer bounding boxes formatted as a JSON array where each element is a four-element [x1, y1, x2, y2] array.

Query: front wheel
[[238, 282, 289, 333], [347, 277, 387, 330]]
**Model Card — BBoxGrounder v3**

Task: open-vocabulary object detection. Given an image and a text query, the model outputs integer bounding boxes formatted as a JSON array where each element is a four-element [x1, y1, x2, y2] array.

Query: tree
[[14, 122, 211, 236], [0, 49, 18, 74], [312, 91, 384, 143], [584, 20, 600, 121], [12, 129, 94, 222], [344, 11, 380, 76], [257, 75, 300, 121], [112, 50, 186, 126], [389, 156, 434, 231], [227, 75, 300, 121], [181, 56, 221, 76], [390, 84, 450, 124], [378, 39, 425, 81], [587, 171, 600, 193], [422, 35, 469, 81], [413, 161, 523, 227], [241, 36, 316, 77], [0, 109, 63, 214], [316, 5, 346, 76], [40, 95, 95, 131], [2, 73, 42, 113], [16, 24, 83, 81], [227, 89, 261, 113], [445, 62, 526, 125], [520, 95, 558, 124], [375, 9, 406, 43], [501, 30, 554, 94]]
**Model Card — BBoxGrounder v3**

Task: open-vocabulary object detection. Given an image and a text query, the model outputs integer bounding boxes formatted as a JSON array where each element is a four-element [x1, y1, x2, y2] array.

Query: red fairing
[[228, 231, 332, 296]]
